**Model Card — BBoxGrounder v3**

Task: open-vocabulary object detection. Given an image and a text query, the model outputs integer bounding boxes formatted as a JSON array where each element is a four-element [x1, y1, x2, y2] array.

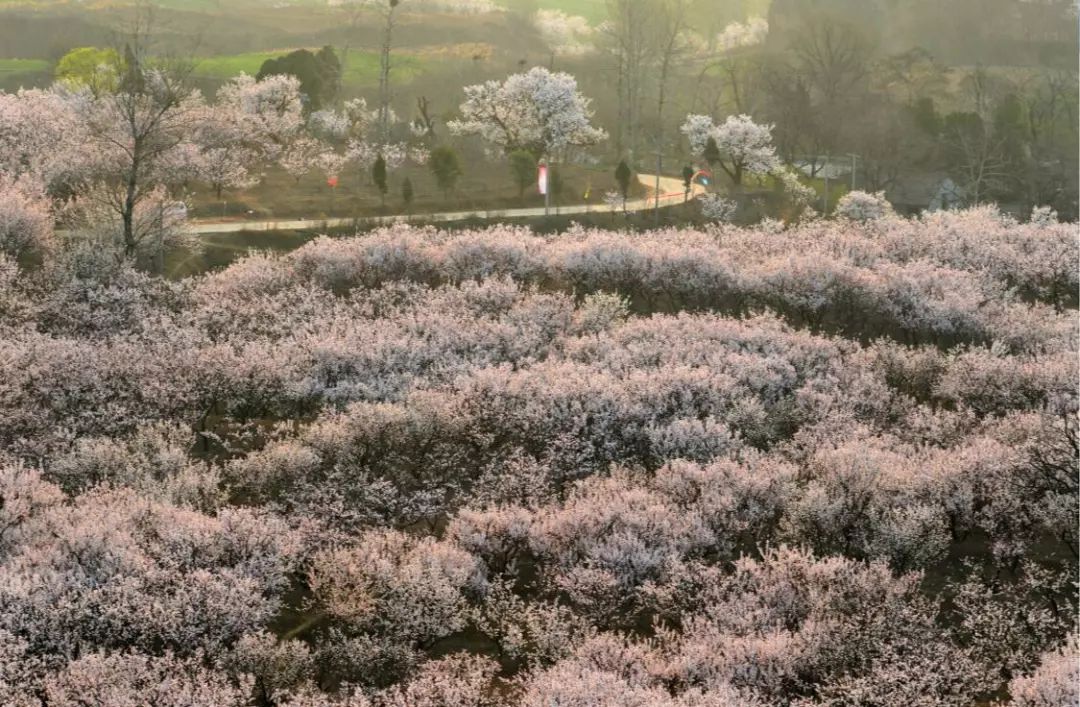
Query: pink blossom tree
[[0, 176, 55, 262]]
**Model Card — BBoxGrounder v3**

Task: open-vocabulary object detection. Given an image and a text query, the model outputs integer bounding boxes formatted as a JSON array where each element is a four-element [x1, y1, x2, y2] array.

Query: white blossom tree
[[448, 66, 607, 160], [681, 113, 780, 187], [698, 193, 737, 222], [210, 72, 307, 163], [715, 16, 769, 52], [308, 97, 425, 189], [534, 9, 595, 59]]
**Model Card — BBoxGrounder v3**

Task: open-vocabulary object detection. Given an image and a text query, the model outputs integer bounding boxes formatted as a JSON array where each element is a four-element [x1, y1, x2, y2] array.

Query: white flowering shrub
[[1029, 205, 1059, 226], [699, 193, 737, 222], [602, 189, 623, 213], [836, 190, 894, 222]]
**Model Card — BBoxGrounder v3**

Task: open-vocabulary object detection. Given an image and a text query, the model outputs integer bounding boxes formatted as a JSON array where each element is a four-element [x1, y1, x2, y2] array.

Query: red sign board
[[327, 176, 339, 188]]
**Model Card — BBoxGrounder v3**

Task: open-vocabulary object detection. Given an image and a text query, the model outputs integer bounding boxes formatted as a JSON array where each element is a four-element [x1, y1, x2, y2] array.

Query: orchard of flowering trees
[[0, 8, 1075, 701], [0, 193, 1076, 703], [0, 41, 432, 268]]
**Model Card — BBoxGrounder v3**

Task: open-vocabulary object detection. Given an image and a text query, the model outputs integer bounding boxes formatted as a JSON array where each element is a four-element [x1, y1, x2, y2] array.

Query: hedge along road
[[186, 173, 706, 235]]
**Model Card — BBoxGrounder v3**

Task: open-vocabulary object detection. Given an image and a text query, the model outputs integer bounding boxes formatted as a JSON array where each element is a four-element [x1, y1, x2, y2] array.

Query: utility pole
[[848, 153, 857, 191]]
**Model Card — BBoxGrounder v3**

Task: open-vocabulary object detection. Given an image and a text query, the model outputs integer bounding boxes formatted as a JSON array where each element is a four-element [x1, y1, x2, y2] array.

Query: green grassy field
[[0, 51, 428, 91], [0, 58, 49, 89], [0, 58, 49, 75], [193, 49, 427, 88]]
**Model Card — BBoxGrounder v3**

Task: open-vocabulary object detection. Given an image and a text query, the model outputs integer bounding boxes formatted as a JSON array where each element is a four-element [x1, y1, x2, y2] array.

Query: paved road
[[188, 173, 704, 235]]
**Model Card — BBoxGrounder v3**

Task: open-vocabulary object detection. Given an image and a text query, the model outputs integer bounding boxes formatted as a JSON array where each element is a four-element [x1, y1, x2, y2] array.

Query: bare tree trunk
[[94, 3, 200, 266], [614, 51, 626, 156], [651, 0, 686, 227], [627, 35, 643, 165], [416, 96, 436, 140], [377, 3, 397, 142], [123, 177, 138, 257], [653, 79, 666, 226], [606, 0, 656, 168]]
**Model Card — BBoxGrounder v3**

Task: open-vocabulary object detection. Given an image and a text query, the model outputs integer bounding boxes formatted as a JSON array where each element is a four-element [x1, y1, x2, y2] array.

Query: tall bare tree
[[943, 112, 1009, 205], [333, 0, 400, 140], [375, 0, 401, 141], [793, 21, 871, 105], [792, 18, 872, 155], [648, 0, 690, 225], [90, 4, 201, 259], [601, 0, 657, 164]]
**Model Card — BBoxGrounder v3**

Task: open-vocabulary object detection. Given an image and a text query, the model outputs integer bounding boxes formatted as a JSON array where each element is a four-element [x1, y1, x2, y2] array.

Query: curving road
[[187, 173, 704, 235]]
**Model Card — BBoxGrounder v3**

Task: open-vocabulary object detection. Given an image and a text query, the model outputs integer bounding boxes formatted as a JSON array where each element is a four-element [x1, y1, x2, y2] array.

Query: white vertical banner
[[537, 163, 548, 195]]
